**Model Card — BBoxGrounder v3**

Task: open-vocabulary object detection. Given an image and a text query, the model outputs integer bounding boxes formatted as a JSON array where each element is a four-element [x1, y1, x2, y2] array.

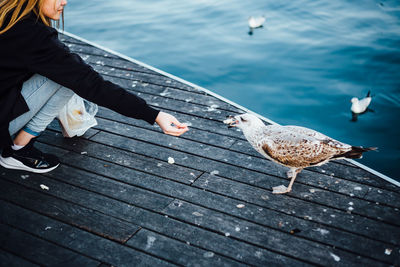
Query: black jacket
[[0, 13, 159, 149]]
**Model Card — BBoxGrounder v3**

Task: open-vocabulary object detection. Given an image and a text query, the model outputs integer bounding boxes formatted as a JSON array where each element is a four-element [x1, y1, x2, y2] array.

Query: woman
[[0, 0, 188, 173]]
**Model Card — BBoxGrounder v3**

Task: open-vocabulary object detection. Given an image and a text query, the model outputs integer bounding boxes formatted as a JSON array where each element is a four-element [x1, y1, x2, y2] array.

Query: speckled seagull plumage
[[224, 113, 376, 194]]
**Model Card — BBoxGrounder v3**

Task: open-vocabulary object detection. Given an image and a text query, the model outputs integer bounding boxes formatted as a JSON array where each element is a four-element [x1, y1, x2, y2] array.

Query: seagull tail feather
[[366, 90, 371, 98], [338, 146, 377, 159]]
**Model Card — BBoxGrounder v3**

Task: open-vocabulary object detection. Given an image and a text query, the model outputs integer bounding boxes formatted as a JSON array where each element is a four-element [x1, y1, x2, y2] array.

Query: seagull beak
[[223, 115, 238, 128]]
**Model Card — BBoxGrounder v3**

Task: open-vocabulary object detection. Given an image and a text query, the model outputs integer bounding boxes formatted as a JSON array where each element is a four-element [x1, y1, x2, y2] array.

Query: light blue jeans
[[9, 74, 74, 137]]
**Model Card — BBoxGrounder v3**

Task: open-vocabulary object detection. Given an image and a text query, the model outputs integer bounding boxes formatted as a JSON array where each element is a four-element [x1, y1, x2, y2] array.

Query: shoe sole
[[0, 155, 59, 173]]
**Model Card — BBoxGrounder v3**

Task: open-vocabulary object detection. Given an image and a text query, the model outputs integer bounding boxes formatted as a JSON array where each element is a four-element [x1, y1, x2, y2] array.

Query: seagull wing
[[284, 125, 351, 149], [358, 97, 371, 109], [259, 126, 351, 167]]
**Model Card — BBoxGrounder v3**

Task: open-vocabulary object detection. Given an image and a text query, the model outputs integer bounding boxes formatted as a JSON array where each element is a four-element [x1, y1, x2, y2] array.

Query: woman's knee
[[21, 74, 50, 99]]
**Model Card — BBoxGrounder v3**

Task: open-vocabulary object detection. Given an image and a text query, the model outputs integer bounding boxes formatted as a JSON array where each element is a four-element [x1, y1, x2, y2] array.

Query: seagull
[[351, 91, 372, 114], [248, 16, 266, 29], [224, 113, 377, 194]]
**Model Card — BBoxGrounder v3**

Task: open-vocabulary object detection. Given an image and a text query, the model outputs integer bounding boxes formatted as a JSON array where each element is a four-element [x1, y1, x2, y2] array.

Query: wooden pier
[[0, 32, 399, 266]]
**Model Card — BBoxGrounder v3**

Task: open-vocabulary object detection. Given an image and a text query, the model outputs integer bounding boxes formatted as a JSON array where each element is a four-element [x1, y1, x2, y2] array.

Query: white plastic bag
[[57, 94, 98, 137]]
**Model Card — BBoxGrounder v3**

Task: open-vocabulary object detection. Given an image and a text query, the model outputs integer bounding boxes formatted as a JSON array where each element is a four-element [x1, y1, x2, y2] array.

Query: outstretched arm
[[155, 112, 189, 136]]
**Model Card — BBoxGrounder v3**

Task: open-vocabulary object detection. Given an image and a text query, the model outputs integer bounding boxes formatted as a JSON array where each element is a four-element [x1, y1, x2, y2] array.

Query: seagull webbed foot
[[272, 185, 291, 194]]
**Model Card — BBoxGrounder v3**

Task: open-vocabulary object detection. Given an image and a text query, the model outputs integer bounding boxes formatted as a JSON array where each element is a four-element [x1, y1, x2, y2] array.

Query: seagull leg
[[286, 168, 302, 192], [286, 169, 295, 178], [273, 168, 302, 194]]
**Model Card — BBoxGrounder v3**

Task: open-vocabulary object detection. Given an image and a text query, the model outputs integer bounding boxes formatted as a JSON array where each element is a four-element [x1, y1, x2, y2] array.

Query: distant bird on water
[[248, 16, 266, 28], [224, 113, 377, 194], [351, 91, 373, 122], [248, 15, 266, 35]]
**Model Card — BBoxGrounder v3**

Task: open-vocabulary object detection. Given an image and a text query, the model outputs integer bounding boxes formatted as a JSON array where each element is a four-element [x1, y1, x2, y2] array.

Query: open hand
[[155, 111, 189, 136]]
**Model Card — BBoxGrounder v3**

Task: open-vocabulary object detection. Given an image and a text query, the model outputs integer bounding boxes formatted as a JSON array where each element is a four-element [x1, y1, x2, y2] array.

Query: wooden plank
[[126, 229, 245, 266], [38, 130, 202, 185], [96, 106, 243, 142], [0, 249, 39, 267], [62, 40, 120, 59], [45, 155, 201, 196], [47, 119, 100, 140], [42, 152, 400, 264], [193, 174, 400, 248], [93, 116, 236, 154], [163, 200, 386, 266], [0, 176, 140, 243], [363, 187, 400, 209], [0, 223, 100, 266], [59, 33, 91, 46], [309, 163, 400, 193], [102, 74, 240, 112], [42, 161, 175, 211], [0, 200, 175, 267], [77, 49, 159, 75], [1, 161, 307, 266], [91, 64, 195, 92]]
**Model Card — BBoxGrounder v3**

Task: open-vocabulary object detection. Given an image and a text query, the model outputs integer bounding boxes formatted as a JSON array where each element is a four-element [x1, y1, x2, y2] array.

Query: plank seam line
[[190, 172, 206, 186], [122, 227, 142, 245], [59, 30, 399, 187]]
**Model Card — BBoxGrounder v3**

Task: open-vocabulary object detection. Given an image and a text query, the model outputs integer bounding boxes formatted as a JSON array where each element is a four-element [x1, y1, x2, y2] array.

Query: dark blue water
[[64, 0, 400, 181]]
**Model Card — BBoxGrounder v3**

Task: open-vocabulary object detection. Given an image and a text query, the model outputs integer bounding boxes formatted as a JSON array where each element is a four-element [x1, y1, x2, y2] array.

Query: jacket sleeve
[[19, 21, 159, 125]]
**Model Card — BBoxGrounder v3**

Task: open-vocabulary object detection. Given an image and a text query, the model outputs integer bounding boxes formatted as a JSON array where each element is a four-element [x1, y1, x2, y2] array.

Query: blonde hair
[[0, 0, 63, 34]]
